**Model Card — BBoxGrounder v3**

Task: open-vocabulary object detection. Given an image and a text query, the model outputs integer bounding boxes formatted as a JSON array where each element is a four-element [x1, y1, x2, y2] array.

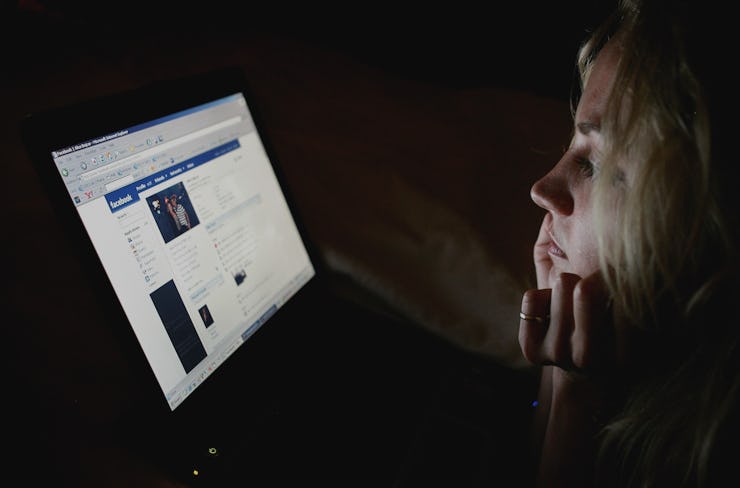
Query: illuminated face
[[530, 39, 621, 286]]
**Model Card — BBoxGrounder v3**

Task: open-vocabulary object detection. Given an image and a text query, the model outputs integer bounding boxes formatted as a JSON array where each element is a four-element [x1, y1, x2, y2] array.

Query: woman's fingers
[[544, 273, 581, 366], [519, 288, 552, 364], [520, 271, 613, 374], [571, 272, 611, 371]]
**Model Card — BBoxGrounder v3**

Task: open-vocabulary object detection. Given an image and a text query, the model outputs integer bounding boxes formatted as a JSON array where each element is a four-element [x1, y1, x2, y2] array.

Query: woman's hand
[[519, 215, 613, 374], [519, 215, 619, 487]]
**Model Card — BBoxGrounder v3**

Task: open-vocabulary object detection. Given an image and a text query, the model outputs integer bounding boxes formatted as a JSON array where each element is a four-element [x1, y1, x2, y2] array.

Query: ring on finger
[[519, 311, 550, 324]]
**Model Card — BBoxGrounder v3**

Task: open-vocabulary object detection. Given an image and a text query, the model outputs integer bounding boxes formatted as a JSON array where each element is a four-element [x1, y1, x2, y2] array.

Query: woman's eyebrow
[[577, 121, 601, 134]]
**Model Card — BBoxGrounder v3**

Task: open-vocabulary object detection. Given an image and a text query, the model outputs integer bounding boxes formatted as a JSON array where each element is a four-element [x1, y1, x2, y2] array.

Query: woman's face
[[530, 39, 621, 287]]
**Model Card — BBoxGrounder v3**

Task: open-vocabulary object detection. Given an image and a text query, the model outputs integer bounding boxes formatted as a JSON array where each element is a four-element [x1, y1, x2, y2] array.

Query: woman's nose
[[530, 164, 574, 216]]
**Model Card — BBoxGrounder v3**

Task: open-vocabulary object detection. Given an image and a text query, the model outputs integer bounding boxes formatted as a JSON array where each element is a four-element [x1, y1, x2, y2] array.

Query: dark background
[[2, 1, 611, 96], [3, 1, 614, 487]]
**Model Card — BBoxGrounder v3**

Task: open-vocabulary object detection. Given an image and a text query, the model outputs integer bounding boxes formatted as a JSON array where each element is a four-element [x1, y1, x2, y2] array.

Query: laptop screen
[[47, 87, 315, 411]]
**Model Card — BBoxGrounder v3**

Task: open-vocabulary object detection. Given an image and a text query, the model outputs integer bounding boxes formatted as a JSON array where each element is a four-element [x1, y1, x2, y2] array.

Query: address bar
[[81, 115, 243, 181]]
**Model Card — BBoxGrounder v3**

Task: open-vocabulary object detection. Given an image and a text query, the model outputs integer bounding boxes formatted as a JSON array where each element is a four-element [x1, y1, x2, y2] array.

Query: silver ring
[[519, 312, 550, 324]]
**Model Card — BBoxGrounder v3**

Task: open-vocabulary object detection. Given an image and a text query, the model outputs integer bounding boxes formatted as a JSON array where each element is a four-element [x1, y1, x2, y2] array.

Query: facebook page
[[52, 94, 315, 410]]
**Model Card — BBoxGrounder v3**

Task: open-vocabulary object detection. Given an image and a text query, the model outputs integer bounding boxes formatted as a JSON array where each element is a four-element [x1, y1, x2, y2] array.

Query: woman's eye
[[575, 156, 597, 177]]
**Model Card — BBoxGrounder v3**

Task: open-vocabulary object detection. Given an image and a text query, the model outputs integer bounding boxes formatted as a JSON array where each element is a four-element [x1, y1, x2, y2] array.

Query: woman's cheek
[[573, 249, 600, 280]]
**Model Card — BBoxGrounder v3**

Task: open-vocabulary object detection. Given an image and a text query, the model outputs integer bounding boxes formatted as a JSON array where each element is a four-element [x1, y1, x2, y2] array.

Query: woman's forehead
[[576, 39, 621, 127]]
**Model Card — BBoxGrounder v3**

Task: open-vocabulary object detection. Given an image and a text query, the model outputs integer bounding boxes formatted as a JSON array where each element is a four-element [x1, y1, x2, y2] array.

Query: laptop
[[20, 66, 348, 484], [18, 63, 542, 488]]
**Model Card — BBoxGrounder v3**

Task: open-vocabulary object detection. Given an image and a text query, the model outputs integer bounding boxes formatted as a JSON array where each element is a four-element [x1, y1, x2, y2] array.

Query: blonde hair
[[573, 0, 738, 485], [582, 0, 727, 326]]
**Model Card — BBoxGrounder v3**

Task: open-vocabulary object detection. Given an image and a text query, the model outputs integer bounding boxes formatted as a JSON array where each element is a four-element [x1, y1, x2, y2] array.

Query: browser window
[[51, 93, 315, 410]]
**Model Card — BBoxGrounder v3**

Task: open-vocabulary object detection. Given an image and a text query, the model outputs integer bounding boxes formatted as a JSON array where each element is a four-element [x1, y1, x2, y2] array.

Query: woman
[[518, 0, 739, 486]]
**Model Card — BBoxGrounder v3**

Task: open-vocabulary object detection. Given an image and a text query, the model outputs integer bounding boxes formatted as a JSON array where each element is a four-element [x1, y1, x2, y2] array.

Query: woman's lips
[[547, 232, 568, 259]]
